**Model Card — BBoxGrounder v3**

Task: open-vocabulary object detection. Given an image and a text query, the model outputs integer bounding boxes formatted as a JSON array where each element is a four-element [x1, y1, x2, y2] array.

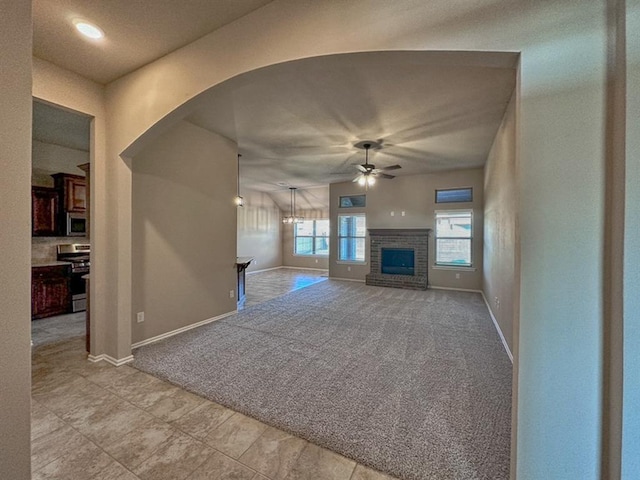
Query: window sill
[[432, 265, 476, 272], [293, 254, 329, 258], [336, 261, 367, 265]]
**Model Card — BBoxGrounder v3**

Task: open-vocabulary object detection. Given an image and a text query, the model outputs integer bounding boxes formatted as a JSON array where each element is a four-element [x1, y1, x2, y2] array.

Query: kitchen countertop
[[32, 261, 72, 268]]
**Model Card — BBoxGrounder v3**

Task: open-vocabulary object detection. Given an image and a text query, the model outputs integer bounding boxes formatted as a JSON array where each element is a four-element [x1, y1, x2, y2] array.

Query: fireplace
[[381, 248, 415, 276], [366, 229, 430, 290]]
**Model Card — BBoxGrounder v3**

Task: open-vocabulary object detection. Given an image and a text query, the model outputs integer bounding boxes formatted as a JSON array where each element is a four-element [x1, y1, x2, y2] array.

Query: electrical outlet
[[455, 273, 460, 279], [229, 290, 234, 298], [136, 312, 144, 323], [315, 259, 318, 263], [401, 211, 406, 216], [390, 211, 395, 216], [347, 266, 351, 271]]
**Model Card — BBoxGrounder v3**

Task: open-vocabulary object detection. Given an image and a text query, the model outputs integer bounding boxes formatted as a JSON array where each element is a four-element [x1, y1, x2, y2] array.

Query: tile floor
[[31, 268, 395, 480], [32, 311, 86, 347], [242, 268, 328, 308]]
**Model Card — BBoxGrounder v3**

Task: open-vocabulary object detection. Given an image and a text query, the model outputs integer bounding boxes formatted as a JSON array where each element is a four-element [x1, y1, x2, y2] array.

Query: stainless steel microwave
[[66, 212, 87, 236]]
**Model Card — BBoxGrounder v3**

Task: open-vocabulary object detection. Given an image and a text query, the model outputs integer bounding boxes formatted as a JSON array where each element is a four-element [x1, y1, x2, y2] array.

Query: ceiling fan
[[352, 140, 401, 187]]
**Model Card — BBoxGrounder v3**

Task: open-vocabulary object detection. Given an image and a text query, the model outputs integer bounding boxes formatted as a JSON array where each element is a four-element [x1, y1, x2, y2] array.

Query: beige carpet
[[133, 280, 512, 480]]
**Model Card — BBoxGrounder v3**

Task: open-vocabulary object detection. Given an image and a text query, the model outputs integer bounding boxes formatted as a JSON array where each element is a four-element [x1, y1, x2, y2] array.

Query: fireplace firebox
[[381, 248, 415, 276]]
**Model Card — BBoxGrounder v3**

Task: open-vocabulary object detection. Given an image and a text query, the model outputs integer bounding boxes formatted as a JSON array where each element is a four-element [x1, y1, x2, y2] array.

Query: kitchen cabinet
[[52, 173, 86, 213], [32, 264, 72, 319], [78, 163, 90, 239], [32, 186, 60, 236]]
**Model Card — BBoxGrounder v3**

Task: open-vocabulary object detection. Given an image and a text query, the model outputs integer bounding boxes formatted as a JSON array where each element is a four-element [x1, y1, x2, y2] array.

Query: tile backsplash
[[32, 236, 89, 263]]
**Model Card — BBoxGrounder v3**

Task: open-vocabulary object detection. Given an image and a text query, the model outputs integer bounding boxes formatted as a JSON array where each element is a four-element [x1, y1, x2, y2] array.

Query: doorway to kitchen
[[31, 99, 93, 349]]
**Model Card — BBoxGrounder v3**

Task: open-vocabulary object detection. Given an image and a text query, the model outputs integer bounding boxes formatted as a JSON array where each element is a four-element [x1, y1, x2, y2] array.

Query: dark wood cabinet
[[52, 173, 86, 213], [32, 264, 72, 319], [32, 187, 60, 236]]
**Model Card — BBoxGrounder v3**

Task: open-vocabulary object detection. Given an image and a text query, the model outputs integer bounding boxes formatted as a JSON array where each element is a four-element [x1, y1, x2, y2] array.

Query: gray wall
[[329, 169, 484, 290], [0, 1, 32, 477], [516, 75, 604, 480], [623, 6, 639, 477], [132, 121, 237, 344], [237, 189, 282, 272], [483, 90, 517, 354], [282, 208, 330, 270]]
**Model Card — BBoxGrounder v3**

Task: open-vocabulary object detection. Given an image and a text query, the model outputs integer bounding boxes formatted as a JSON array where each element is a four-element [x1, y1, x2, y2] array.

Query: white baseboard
[[281, 266, 329, 272], [480, 291, 513, 363], [429, 285, 483, 293], [330, 277, 365, 283], [247, 266, 283, 275], [131, 310, 237, 350], [428, 286, 513, 363], [88, 354, 134, 366]]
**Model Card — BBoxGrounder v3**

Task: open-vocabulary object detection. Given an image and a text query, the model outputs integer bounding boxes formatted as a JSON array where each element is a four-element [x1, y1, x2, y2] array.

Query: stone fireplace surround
[[366, 228, 431, 290]]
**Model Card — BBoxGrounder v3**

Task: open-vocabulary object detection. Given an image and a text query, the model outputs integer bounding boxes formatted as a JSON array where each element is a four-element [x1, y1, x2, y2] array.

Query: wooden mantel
[[368, 228, 431, 236]]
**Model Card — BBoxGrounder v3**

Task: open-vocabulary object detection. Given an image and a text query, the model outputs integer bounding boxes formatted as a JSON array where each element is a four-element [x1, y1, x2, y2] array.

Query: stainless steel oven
[[57, 244, 90, 312]]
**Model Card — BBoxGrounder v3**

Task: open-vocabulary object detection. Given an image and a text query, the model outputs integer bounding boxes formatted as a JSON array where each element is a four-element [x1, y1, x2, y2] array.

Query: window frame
[[293, 219, 330, 256], [434, 209, 473, 267], [435, 187, 473, 204], [339, 194, 366, 208], [337, 214, 367, 263]]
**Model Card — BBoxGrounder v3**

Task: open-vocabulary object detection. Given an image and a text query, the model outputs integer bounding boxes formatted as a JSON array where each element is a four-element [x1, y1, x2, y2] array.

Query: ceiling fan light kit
[[282, 187, 304, 224], [352, 140, 401, 188]]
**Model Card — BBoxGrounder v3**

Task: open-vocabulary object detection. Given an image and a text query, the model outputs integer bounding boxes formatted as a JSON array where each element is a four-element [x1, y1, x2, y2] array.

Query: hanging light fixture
[[234, 154, 244, 207], [282, 187, 304, 224]]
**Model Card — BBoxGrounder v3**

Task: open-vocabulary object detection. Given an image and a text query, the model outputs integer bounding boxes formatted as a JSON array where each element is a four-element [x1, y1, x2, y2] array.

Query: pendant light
[[234, 154, 244, 207], [282, 187, 304, 224]]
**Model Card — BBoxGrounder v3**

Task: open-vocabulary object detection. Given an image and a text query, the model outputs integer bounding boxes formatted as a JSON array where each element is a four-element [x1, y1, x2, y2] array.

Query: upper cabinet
[[52, 173, 86, 213], [32, 186, 59, 236], [31, 173, 88, 237]]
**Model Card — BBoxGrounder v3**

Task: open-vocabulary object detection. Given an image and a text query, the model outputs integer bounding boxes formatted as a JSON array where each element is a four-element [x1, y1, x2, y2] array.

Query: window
[[339, 195, 366, 208], [338, 214, 366, 262], [435, 188, 473, 204], [435, 210, 472, 266], [294, 220, 329, 255]]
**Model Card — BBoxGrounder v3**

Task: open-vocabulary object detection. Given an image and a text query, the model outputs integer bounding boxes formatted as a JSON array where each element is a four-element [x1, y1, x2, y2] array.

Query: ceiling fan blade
[[377, 173, 396, 179], [381, 164, 402, 171], [355, 164, 367, 173], [352, 175, 363, 183]]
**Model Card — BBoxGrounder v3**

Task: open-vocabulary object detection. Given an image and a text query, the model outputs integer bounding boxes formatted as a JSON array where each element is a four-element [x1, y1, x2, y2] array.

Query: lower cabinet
[[32, 265, 71, 319]]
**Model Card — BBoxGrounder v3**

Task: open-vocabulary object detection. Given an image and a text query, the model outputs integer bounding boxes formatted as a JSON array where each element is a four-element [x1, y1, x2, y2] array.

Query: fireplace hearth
[[366, 229, 430, 290]]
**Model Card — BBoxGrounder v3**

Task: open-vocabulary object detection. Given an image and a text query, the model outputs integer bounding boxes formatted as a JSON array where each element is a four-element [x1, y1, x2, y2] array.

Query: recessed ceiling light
[[73, 20, 104, 40]]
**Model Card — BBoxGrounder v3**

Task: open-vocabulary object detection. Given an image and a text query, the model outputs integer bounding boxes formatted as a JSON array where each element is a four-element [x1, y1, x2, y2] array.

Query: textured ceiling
[[32, 2, 517, 212], [32, 0, 273, 84], [186, 51, 518, 209]]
